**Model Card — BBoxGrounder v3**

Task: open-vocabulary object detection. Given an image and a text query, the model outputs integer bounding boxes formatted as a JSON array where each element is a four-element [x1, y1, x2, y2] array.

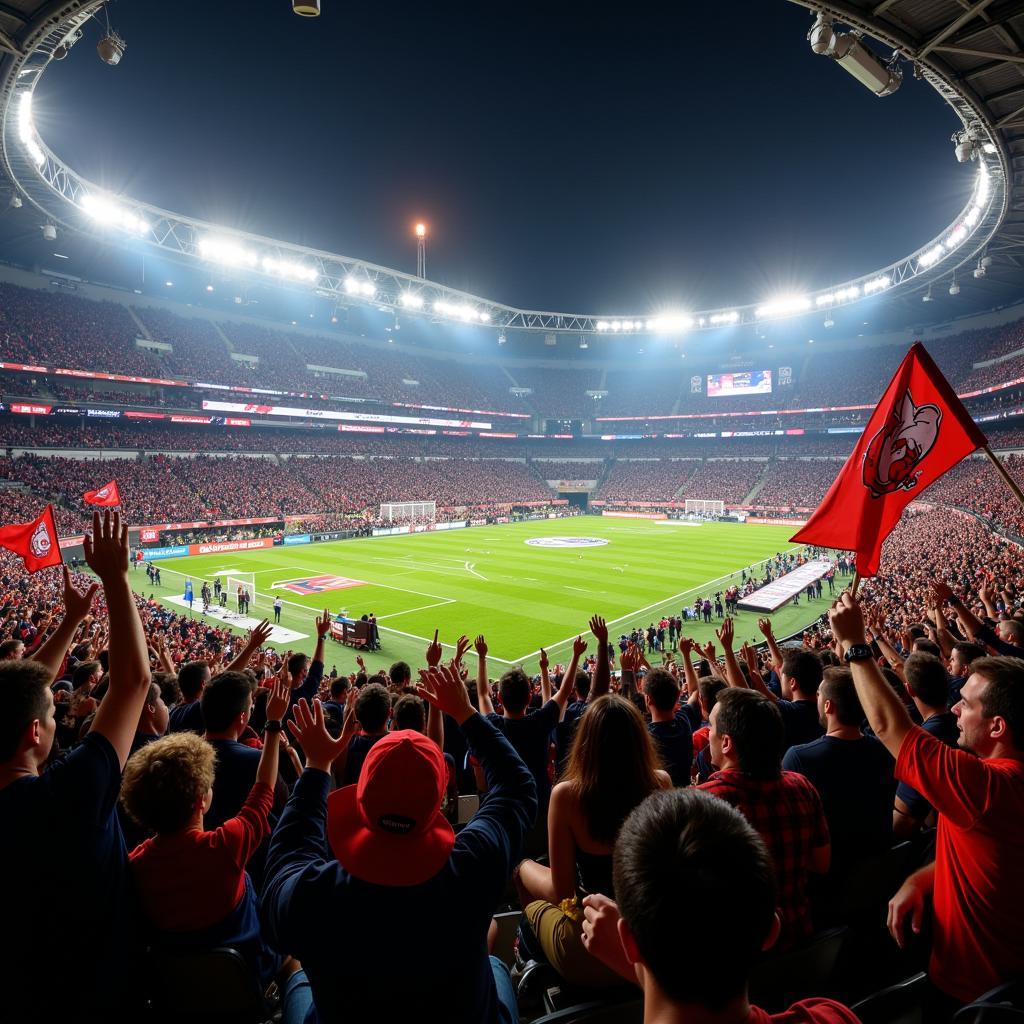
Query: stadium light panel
[[595, 321, 610, 331], [261, 256, 317, 283], [345, 277, 376, 297], [755, 295, 811, 319], [17, 93, 45, 167], [647, 312, 693, 333], [199, 236, 258, 268], [709, 311, 739, 325], [863, 275, 891, 294], [400, 291, 424, 308], [80, 192, 149, 234], [919, 244, 944, 268]]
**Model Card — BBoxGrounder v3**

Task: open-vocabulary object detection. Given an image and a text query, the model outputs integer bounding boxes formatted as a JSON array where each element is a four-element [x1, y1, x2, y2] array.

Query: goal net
[[684, 499, 725, 517], [226, 573, 257, 608], [380, 500, 437, 524]]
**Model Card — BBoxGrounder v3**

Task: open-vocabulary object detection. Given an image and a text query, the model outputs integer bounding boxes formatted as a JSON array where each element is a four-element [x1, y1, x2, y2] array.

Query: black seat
[[748, 926, 848, 1012], [851, 971, 928, 1024], [953, 979, 1024, 1024], [145, 946, 273, 1024], [839, 842, 916, 926]]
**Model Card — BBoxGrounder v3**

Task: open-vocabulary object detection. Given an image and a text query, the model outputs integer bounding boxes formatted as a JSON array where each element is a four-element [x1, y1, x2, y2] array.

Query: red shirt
[[749, 998, 860, 1024], [128, 781, 273, 932], [700, 770, 829, 949], [896, 727, 1024, 1002]]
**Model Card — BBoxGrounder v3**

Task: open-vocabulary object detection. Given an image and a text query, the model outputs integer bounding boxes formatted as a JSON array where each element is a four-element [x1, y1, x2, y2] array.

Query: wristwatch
[[265, 719, 284, 733], [844, 644, 874, 663]]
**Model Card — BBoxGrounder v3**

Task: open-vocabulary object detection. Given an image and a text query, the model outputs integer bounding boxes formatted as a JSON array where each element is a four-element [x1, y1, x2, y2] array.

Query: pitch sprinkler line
[[509, 544, 808, 664]]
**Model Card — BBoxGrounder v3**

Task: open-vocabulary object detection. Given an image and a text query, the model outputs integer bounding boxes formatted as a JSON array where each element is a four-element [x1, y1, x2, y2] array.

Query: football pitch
[[140, 518, 838, 674]]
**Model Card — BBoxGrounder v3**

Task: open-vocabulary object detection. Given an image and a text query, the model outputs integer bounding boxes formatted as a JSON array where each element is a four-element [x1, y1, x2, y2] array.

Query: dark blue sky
[[32, 0, 969, 314]]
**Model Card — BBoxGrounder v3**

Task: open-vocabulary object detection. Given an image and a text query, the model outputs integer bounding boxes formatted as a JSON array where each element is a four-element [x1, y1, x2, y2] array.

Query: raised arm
[[757, 618, 784, 672], [226, 619, 273, 673], [678, 636, 700, 706], [538, 648, 551, 705], [715, 618, 747, 690], [85, 512, 153, 770], [256, 680, 290, 788], [829, 593, 914, 759], [589, 615, 611, 700], [30, 566, 97, 683], [553, 635, 587, 712], [740, 641, 777, 702], [472, 633, 495, 716]]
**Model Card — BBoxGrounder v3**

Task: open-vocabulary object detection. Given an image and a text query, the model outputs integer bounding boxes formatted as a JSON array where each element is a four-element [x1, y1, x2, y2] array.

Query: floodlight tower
[[415, 222, 427, 279]]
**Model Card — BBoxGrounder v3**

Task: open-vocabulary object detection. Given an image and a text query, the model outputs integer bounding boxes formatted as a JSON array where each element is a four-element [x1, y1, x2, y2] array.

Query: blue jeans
[[282, 959, 518, 1024]]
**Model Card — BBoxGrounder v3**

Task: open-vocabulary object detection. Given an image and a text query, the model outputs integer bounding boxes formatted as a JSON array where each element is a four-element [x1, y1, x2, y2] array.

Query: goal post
[[380, 500, 437, 524], [226, 572, 257, 609], [684, 499, 725, 517]]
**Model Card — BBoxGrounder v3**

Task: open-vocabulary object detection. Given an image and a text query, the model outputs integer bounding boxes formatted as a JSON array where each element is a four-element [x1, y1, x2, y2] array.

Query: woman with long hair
[[515, 693, 671, 986]]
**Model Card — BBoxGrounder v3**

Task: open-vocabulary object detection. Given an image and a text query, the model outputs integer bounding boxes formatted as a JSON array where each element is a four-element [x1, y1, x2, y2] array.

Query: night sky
[[31, 0, 970, 315]]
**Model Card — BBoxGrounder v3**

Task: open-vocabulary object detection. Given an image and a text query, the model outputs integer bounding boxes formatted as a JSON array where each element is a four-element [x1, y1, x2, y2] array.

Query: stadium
[[1, 1, 1024, 1022]]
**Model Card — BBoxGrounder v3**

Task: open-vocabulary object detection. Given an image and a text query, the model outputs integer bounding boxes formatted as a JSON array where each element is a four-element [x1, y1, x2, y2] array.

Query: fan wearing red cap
[[261, 661, 538, 1024]]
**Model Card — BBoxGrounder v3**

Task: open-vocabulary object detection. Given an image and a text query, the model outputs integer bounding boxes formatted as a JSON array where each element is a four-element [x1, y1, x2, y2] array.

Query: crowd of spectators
[[596, 460, 697, 502], [754, 459, 844, 509], [678, 459, 768, 504]]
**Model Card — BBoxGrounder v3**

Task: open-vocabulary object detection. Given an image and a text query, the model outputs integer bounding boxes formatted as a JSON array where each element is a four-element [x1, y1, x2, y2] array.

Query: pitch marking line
[[375, 598, 456, 621], [268, 568, 452, 604], [508, 544, 807, 663], [464, 561, 488, 581]]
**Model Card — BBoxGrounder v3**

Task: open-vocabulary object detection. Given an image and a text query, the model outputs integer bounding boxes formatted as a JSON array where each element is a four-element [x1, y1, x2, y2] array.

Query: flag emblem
[[30, 521, 52, 558], [862, 391, 942, 498]]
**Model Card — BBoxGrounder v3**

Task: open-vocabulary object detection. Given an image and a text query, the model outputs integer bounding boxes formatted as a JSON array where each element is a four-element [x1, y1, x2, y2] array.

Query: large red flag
[[83, 479, 121, 507], [0, 504, 63, 573], [791, 341, 987, 576]]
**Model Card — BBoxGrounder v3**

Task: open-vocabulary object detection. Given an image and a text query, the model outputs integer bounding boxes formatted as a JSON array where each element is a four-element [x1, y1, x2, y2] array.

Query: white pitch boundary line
[[375, 598, 456, 621], [508, 544, 808, 663], [464, 561, 488, 581], [269, 567, 452, 604]]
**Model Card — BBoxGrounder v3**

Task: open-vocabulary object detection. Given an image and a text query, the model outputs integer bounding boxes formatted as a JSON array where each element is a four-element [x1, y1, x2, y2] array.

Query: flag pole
[[851, 573, 861, 599], [982, 446, 1024, 508]]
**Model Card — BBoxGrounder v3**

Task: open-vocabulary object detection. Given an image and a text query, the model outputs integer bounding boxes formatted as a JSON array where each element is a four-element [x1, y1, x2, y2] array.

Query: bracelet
[[265, 719, 284, 734]]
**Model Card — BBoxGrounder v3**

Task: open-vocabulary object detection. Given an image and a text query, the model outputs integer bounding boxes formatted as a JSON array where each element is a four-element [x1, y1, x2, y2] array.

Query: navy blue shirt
[[782, 734, 895, 874], [487, 699, 560, 805], [168, 698, 204, 734], [555, 699, 588, 773], [341, 733, 385, 786], [894, 711, 959, 822], [0, 732, 137, 1018], [260, 714, 537, 1024], [648, 714, 693, 787], [777, 698, 825, 750]]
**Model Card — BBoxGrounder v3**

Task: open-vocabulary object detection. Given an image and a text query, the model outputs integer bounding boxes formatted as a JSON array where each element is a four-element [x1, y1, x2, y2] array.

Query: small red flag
[[83, 480, 121, 507], [791, 341, 987, 576], [0, 504, 63, 574]]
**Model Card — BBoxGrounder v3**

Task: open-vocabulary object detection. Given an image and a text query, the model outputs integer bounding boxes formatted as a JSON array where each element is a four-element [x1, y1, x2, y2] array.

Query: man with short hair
[[0, 513, 152, 1020], [782, 667, 894, 879], [699, 688, 830, 948], [893, 653, 959, 839], [579, 789, 858, 1024], [168, 659, 210, 734], [338, 681, 392, 785], [830, 593, 1024, 1011], [132, 681, 169, 753], [260, 664, 537, 1024], [948, 640, 985, 706], [389, 660, 412, 691], [643, 667, 692, 787]]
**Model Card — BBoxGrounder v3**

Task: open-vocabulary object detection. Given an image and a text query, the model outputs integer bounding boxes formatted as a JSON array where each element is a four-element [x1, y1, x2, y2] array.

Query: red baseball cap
[[326, 730, 455, 886]]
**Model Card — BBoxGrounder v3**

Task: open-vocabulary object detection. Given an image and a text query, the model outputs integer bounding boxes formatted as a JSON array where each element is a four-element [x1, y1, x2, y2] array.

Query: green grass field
[[139, 517, 838, 675]]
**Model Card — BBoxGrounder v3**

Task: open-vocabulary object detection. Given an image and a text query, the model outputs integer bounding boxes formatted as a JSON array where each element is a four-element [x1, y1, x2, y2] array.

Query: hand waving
[[83, 510, 128, 583], [266, 678, 291, 722], [315, 609, 332, 638], [426, 629, 443, 668], [572, 635, 589, 659], [287, 698, 350, 772], [417, 664, 475, 724], [715, 618, 734, 650], [61, 565, 98, 622], [473, 634, 487, 659], [589, 615, 608, 645]]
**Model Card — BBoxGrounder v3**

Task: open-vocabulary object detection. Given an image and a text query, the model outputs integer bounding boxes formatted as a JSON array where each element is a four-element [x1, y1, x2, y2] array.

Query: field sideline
[[141, 518, 838, 674]]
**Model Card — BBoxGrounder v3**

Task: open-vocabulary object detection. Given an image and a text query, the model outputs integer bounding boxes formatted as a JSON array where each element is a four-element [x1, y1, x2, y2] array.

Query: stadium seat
[[851, 972, 928, 1024], [840, 842, 916, 925], [748, 926, 848, 1012], [953, 980, 1024, 1024], [491, 909, 521, 967], [144, 946, 274, 1024]]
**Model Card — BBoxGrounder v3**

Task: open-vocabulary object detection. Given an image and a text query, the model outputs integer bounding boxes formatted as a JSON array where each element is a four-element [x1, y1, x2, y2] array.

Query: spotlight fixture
[[8, 195, 22, 209], [579, 337, 588, 350], [52, 29, 82, 60], [823, 317, 834, 329], [808, 13, 901, 96], [922, 287, 933, 302], [949, 278, 960, 296], [973, 261, 986, 279], [41, 223, 56, 241], [497, 332, 507, 345], [96, 29, 126, 65], [953, 131, 976, 163], [293, 0, 321, 14]]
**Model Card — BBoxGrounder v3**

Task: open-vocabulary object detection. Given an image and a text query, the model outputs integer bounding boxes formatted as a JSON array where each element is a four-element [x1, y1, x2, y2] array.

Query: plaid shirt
[[699, 769, 829, 948]]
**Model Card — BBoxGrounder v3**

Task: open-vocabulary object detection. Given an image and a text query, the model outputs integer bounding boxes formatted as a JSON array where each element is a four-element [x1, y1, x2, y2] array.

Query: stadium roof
[[2, 1, 1024, 332]]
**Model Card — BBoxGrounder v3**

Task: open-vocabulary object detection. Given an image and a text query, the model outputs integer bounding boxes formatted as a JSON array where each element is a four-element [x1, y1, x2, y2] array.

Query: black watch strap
[[265, 719, 284, 733], [844, 644, 874, 663]]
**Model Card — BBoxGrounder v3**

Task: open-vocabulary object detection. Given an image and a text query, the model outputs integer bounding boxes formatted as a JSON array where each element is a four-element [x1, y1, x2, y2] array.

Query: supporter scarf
[[0, 504, 63, 573], [83, 480, 121, 507], [791, 341, 987, 576]]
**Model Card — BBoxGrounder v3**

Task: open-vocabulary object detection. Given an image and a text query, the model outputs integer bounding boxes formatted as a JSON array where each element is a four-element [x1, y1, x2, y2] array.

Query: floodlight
[[81, 193, 149, 234], [973, 262, 986, 279], [755, 295, 811, 319], [919, 244, 944, 268], [922, 288, 932, 302], [953, 132, 975, 163], [415, 223, 427, 238], [949, 279, 960, 296], [863, 275, 891, 294], [205, 284, 214, 292], [97, 31, 126, 65], [52, 29, 82, 61], [981, 256, 993, 269], [579, 337, 588, 349], [9, 195, 22, 209], [41, 223, 56, 241], [709, 311, 739, 326], [497, 332, 507, 345], [293, 0, 321, 14], [811, 17, 901, 97], [17, 93, 44, 167], [199, 237, 258, 268], [824, 317, 834, 329], [400, 291, 424, 309], [983, 142, 998, 155]]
